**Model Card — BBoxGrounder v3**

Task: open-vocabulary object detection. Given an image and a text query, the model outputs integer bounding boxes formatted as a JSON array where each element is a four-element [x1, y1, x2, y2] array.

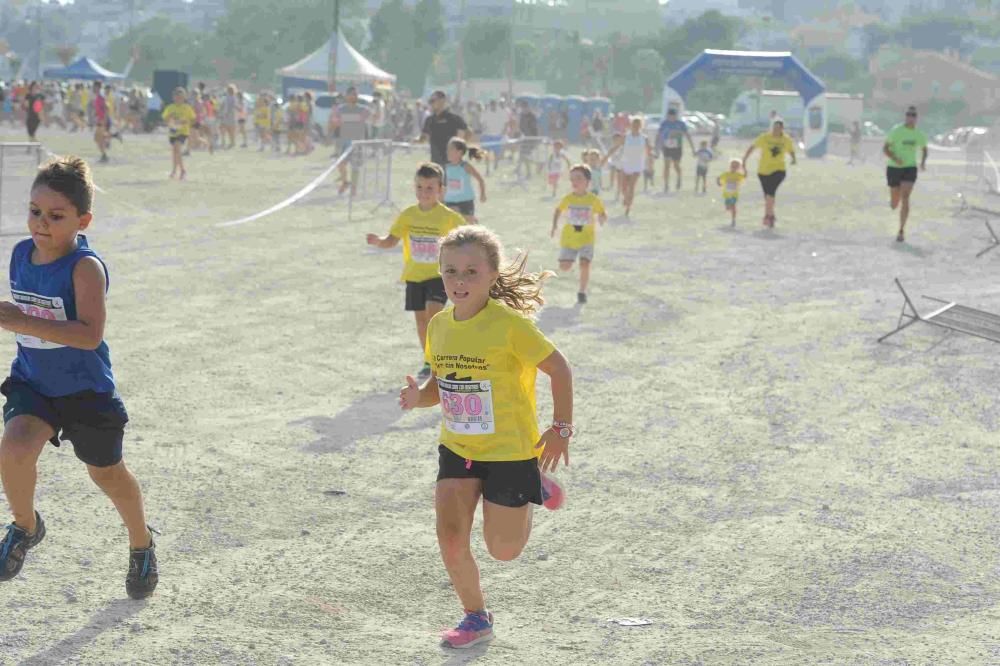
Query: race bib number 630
[[437, 377, 495, 435]]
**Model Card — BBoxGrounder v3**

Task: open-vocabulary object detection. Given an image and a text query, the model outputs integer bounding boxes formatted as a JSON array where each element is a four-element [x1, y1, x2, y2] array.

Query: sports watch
[[551, 421, 575, 439]]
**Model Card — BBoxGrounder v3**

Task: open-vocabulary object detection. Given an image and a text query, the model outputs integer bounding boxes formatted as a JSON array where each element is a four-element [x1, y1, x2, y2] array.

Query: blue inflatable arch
[[663, 49, 828, 158]]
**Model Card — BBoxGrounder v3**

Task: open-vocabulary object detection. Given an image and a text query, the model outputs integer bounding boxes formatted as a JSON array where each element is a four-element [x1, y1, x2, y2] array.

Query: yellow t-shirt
[[753, 132, 795, 176], [254, 105, 270, 128], [426, 299, 556, 462], [162, 103, 196, 137], [718, 172, 745, 199], [557, 192, 606, 249], [389, 203, 464, 283]]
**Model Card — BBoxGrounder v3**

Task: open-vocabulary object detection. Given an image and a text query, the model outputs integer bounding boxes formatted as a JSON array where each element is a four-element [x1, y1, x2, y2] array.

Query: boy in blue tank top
[[0, 156, 158, 599]]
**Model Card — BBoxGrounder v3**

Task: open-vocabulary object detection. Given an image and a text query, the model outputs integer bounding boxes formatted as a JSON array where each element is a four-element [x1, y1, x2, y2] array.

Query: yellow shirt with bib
[[557, 192, 606, 250], [426, 300, 556, 462], [389, 203, 464, 283]]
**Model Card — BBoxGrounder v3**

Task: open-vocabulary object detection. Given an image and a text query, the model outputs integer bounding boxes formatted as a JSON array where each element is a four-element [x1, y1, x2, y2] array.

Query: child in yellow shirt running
[[366, 163, 466, 379], [161, 87, 196, 180], [717, 158, 746, 227], [551, 164, 607, 304], [399, 225, 573, 650]]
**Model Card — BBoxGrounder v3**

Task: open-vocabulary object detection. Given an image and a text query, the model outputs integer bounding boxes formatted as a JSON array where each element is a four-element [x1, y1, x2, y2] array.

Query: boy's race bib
[[11, 290, 67, 350], [666, 135, 680, 149], [725, 180, 739, 192], [567, 205, 592, 225], [409, 235, 440, 264], [437, 377, 495, 435]]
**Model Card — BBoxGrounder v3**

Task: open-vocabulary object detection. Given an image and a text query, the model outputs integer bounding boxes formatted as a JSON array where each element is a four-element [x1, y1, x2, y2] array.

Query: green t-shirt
[[886, 124, 927, 168]]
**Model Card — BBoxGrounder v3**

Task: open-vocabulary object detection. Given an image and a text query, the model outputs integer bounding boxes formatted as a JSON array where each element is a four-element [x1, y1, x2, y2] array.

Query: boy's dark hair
[[33, 155, 94, 215], [570, 163, 592, 181], [415, 162, 444, 186], [447, 137, 483, 161]]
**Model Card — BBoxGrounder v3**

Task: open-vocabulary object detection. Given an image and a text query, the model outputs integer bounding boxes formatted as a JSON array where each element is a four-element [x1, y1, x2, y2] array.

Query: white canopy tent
[[277, 31, 396, 96]]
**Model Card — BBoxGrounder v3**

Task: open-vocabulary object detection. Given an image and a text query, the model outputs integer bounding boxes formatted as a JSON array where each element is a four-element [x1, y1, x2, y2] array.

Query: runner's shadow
[[440, 643, 491, 663], [20, 598, 144, 666], [606, 215, 633, 226], [891, 242, 930, 258], [294, 389, 438, 453], [536, 304, 581, 336], [751, 229, 783, 240]]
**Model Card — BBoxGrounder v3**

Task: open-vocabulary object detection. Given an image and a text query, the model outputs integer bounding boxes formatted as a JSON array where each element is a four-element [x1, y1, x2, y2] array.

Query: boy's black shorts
[[405, 278, 447, 311], [1, 378, 129, 468], [437, 445, 543, 508]]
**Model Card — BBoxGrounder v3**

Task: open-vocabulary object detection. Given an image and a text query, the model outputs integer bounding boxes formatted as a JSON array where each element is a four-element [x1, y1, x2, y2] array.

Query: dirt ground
[[0, 126, 998, 665]]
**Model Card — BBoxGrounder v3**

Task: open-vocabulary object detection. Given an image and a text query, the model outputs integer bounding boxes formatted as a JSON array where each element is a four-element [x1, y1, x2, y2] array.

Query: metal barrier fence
[[0, 143, 43, 233]]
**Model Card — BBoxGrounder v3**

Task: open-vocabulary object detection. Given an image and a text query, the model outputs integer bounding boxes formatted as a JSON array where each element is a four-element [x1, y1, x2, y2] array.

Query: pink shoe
[[441, 610, 494, 649], [541, 474, 565, 511]]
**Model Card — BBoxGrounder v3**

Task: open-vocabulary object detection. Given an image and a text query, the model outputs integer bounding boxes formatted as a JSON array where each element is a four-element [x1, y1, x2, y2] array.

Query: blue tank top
[[443, 162, 474, 203], [9, 235, 116, 397]]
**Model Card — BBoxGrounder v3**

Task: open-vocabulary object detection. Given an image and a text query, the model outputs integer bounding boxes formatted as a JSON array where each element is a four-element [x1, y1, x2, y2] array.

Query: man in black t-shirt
[[416, 90, 468, 167]]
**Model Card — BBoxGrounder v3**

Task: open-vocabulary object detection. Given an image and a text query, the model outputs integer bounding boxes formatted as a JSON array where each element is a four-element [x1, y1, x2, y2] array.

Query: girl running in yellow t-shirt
[[399, 225, 574, 650]]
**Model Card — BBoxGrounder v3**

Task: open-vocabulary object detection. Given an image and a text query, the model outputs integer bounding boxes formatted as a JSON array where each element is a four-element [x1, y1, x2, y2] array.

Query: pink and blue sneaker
[[541, 474, 565, 511], [441, 609, 494, 649]]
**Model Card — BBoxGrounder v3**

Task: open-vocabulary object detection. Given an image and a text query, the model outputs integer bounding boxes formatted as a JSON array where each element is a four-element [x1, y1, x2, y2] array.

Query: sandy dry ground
[[0, 126, 997, 665]]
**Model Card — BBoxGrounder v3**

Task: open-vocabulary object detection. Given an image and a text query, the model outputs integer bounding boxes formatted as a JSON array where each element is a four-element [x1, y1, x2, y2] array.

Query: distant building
[[870, 48, 1000, 116]]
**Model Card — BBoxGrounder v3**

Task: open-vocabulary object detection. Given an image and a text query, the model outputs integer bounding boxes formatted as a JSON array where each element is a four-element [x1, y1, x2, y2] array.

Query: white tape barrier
[[217, 149, 353, 228], [927, 143, 965, 153], [984, 150, 1000, 192]]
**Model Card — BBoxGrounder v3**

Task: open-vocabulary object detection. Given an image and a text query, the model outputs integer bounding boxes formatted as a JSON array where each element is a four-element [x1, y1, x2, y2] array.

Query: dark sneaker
[[896, 231, 905, 243], [417, 363, 432, 380], [577, 292, 587, 305], [126, 530, 159, 600], [0, 512, 46, 581]]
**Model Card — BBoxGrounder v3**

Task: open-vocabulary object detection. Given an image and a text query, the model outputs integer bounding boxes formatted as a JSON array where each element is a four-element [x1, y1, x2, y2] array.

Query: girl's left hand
[[535, 428, 569, 473], [480, 193, 487, 203]]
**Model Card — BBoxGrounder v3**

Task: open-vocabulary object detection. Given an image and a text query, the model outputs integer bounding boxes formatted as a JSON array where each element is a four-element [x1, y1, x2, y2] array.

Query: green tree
[[807, 51, 863, 83], [106, 16, 212, 81], [895, 14, 975, 53], [370, 0, 444, 94], [213, 0, 364, 83]]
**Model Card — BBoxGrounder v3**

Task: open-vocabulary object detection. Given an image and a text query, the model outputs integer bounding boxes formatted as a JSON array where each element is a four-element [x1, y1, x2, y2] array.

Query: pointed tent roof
[[277, 31, 396, 85], [43, 56, 125, 81]]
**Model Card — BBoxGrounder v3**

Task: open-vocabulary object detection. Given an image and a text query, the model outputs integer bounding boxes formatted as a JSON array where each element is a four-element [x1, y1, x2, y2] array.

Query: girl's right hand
[[365, 233, 380, 246], [399, 375, 421, 410]]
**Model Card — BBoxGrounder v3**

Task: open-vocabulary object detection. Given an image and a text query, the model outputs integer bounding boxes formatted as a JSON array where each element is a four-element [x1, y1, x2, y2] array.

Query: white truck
[[728, 89, 863, 135]]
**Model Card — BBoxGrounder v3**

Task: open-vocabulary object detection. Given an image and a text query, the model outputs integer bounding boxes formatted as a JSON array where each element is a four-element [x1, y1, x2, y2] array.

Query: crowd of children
[[0, 86, 762, 653]]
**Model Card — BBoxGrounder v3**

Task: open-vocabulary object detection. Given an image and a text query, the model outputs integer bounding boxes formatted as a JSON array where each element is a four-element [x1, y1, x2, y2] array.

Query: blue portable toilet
[[539, 94, 563, 136], [564, 95, 586, 143]]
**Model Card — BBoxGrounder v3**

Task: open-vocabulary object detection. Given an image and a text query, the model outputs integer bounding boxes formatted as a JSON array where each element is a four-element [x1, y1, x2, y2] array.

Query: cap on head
[[429, 90, 446, 103]]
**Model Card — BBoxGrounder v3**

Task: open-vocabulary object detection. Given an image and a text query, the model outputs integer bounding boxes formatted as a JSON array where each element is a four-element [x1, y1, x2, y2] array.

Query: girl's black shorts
[[437, 444, 543, 508], [758, 170, 786, 197]]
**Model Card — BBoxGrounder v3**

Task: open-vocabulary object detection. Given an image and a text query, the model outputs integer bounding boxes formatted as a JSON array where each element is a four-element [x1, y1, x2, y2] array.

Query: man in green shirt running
[[883, 106, 928, 242]]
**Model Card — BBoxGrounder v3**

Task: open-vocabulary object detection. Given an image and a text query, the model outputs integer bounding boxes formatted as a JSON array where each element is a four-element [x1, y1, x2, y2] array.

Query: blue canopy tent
[[43, 57, 125, 81], [663, 49, 827, 157]]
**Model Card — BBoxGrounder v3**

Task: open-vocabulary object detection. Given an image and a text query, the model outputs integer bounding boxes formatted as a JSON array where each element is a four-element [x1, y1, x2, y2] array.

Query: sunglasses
[[906, 112, 917, 117]]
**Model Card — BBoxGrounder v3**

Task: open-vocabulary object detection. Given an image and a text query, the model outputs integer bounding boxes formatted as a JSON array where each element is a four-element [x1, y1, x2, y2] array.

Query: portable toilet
[[539, 94, 563, 136], [564, 95, 586, 143]]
